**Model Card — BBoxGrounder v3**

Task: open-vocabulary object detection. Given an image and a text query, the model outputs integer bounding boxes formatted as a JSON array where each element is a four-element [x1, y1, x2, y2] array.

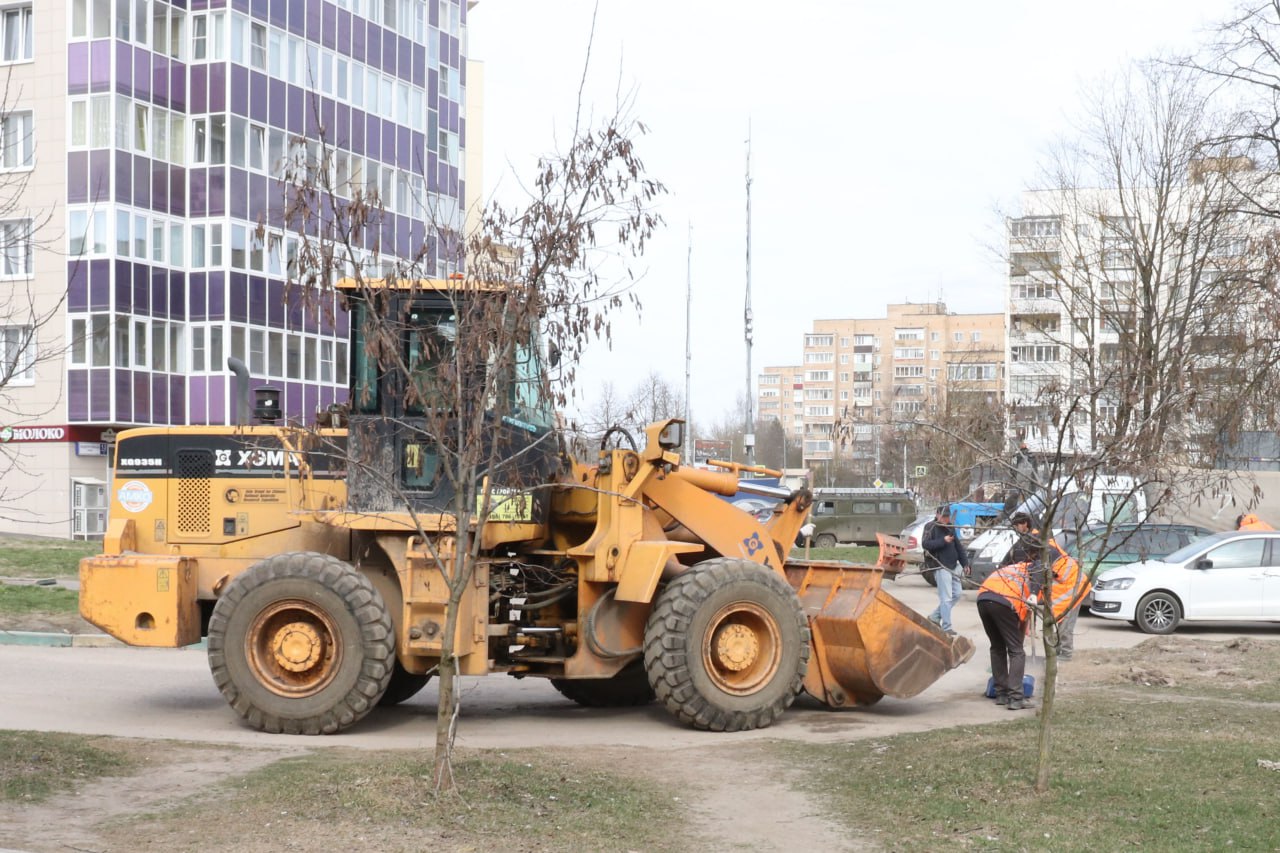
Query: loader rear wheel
[[207, 552, 395, 734], [644, 558, 809, 732], [550, 659, 655, 707], [377, 661, 432, 707]]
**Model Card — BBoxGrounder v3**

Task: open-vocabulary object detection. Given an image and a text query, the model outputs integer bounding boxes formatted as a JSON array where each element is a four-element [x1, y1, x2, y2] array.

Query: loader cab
[[341, 281, 558, 517]]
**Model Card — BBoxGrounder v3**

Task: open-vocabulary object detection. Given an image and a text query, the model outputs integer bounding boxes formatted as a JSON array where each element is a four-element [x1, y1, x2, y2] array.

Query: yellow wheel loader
[[80, 281, 972, 735]]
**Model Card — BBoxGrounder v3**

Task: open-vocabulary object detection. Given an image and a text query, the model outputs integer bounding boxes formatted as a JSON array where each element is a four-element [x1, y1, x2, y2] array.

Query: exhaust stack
[[227, 357, 251, 425]]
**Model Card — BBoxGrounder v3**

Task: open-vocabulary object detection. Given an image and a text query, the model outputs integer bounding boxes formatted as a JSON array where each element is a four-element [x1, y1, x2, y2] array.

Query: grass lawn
[[772, 669, 1280, 850], [0, 730, 134, 802], [0, 536, 99, 579], [0, 583, 80, 617], [99, 747, 689, 852]]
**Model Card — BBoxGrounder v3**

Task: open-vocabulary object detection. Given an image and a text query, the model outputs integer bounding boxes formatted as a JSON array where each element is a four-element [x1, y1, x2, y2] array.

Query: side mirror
[[547, 342, 561, 367], [1194, 558, 1213, 570]]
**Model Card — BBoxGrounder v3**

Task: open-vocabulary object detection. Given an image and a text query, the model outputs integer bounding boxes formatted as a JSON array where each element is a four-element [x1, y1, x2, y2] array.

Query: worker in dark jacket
[[1000, 512, 1041, 567], [922, 504, 969, 635]]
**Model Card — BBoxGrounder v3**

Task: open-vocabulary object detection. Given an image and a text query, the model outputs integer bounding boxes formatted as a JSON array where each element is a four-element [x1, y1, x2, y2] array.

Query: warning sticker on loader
[[480, 488, 534, 522]]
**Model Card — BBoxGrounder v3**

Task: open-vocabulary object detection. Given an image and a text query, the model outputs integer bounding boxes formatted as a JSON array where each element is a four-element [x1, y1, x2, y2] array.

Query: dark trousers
[[978, 598, 1026, 699]]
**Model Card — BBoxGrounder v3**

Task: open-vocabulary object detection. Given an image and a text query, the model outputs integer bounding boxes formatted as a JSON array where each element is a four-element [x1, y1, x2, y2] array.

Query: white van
[[967, 476, 1148, 584]]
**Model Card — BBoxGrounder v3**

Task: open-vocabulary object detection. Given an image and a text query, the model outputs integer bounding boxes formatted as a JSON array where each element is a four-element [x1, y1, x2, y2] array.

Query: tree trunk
[[1034, 604, 1057, 794], [433, 529, 473, 794]]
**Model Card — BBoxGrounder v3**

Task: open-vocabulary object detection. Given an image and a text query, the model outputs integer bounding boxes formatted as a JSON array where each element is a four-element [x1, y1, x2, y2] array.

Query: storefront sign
[[0, 425, 105, 443]]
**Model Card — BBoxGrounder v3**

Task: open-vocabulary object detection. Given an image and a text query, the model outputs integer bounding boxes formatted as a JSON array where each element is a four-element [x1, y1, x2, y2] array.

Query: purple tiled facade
[[65, 0, 466, 427]]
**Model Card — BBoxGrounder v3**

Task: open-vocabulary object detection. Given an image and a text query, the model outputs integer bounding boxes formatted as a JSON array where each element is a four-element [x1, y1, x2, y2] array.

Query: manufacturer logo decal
[[118, 480, 154, 513]]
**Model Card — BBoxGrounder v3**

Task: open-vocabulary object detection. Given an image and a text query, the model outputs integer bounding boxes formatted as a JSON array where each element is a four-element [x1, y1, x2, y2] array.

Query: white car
[[1091, 530, 1280, 634]]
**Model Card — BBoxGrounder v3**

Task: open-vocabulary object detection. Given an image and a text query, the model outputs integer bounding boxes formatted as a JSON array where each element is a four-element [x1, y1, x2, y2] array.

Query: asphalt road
[[0, 575, 1255, 751]]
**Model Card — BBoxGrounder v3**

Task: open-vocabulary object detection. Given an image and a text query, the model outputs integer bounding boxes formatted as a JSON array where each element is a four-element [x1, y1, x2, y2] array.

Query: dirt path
[[0, 744, 303, 853], [665, 744, 866, 852]]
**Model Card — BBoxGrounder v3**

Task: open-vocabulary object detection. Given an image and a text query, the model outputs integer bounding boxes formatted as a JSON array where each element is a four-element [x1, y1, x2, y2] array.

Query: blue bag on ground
[[984, 675, 1034, 698]]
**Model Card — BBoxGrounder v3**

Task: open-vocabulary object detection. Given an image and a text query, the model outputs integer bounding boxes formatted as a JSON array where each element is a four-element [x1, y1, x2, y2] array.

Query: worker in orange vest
[[977, 560, 1042, 710], [1047, 539, 1091, 661], [1236, 513, 1275, 531]]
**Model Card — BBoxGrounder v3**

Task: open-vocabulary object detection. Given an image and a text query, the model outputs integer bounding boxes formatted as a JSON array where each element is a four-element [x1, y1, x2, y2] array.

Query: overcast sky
[[469, 0, 1239, 428]]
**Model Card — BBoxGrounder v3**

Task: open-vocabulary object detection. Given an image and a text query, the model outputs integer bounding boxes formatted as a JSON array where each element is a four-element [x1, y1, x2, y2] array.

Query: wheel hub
[[703, 601, 783, 696], [714, 624, 760, 671], [272, 622, 323, 672], [246, 600, 341, 698]]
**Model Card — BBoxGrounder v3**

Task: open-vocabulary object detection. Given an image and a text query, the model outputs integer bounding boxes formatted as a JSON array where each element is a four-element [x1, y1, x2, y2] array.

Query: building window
[[0, 110, 32, 169], [805, 334, 834, 348], [972, 330, 982, 342], [0, 324, 33, 382], [1010, 345, 1059, 363], [0, 219, 31, 277], [892, 347, 923, 360], [948, 363, 997, 381], [1, 4, 32, 62], [1010, 216, 1061, 238]]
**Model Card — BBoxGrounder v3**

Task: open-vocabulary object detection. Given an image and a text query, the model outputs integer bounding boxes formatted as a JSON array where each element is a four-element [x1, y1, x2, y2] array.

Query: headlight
[[1095, 577, 1134, 591]]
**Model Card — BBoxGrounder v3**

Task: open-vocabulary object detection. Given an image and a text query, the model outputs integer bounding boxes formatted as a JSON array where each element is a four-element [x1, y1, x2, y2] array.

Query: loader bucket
[[785, 561, 974, 708]]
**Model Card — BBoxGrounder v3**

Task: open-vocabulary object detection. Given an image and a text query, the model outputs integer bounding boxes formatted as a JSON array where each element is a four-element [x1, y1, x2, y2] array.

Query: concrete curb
[[0, 630, 207, 650]]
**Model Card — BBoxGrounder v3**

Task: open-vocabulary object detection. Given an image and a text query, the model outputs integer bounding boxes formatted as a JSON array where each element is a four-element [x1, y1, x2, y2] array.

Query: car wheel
[[1134, 591, 1181, 635], [814, 534, 837, 549]]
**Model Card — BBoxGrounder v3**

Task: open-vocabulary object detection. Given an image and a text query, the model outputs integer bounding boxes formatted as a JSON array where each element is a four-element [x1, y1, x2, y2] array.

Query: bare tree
[[275, 79, 664, 791], [991, 60, 1280, 792]]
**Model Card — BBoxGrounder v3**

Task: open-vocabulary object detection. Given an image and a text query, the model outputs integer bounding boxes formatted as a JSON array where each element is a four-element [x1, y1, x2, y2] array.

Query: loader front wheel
[[550, 659, 655, 707], [645, 559, 809, 732], [207, 552, 395, 734]]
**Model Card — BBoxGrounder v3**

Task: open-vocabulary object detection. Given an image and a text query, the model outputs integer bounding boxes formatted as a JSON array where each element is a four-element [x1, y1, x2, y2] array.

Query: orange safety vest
[[1047, 540, 1091, 621], [1238, 514, 1275, 531], [978, 561, 1033, 621]]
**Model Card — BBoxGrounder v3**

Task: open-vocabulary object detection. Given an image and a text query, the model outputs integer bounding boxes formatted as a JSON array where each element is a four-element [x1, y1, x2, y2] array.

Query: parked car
[[899, 513, 933, 566], [1091, 530, 1280, 634], [1058, 522, 1213, 611]]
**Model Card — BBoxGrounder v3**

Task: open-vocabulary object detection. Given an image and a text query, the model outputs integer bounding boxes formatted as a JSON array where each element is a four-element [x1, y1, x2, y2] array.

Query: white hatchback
[[1091, 530, 1280, 634]]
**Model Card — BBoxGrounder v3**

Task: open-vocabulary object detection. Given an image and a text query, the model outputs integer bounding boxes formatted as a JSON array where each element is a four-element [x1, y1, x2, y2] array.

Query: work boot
[[994, 692, 1010, 706], [1007, 697, 1034, 711]]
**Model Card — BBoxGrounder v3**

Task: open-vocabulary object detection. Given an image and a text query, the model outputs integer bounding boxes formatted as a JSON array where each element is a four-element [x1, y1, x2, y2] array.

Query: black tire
[[550, 659, 655, 707], [922, 567, 938, 587], [207, 552, 395, 734], [1135, 591, 1181, 635], [814, 534, 837, 549], [644, 558, 809, 732], [378, 661, 432, 707]]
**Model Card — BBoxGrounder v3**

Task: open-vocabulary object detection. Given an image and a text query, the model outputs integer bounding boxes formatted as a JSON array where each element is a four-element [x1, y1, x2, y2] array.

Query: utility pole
[[684, 223, 693, 466], [744, 126, 755, 466]]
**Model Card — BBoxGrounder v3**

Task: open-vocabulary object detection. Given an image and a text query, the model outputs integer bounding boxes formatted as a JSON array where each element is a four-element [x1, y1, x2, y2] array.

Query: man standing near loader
[[922, 504, 969, 636]]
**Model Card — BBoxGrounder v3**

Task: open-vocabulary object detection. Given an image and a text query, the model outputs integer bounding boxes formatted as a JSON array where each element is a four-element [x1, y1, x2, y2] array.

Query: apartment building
[[758, 303, 1004, 483], [0, 0, 470, 538], [1005, 175, 1257, 458]]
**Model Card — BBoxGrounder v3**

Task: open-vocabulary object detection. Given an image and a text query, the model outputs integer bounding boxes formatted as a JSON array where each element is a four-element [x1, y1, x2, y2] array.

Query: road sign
[[914, 466, 927, 477], [873, 478, 883, 488]]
